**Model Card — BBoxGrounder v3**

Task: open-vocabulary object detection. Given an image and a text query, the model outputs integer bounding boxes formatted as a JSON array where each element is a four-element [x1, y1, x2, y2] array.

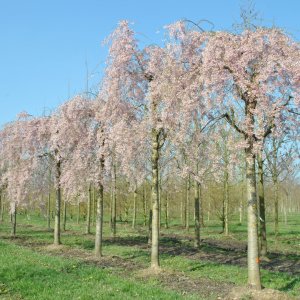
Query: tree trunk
[[132, 187, 137, 229], [246, 150, 261, 289], [274, 179, 279, 238], [111, 162, 117, 237], [257, 153, 267, 256], [194, 180, 201, 249], [63, 199, 67, 231], [77, 199, 80, 224], [223, 168, 229, 236], [164, 191, 169, 229], [148, 209, 152, 245], [54, 160, 61, 246], [92, 186, 96, 226], [95, 156, 104, 258], [47, 192, 51, 230], [11, 203, 17, 237], [143, 184, 147, 226], [0, 192, 2, 223], [151, 127, 160, 269], [86, 184, 92, 234], [0, 195, 4, 222], [185, 176, 190, 230]]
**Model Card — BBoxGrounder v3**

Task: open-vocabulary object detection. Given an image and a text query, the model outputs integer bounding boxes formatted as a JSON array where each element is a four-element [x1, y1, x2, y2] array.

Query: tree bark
[[47, 192, 51, 230], [95, 156, 104, 258], [246, 150, 261, 289], [164, 191, 169, 229], [111, 162, 117, 237], [194, 180, 201, 249], [62, 199, 67, 231], [0, 192, 3, 223], [257, 153, 267, 256], [223, 168, 229, 236], [77, 199, 80, 224], [143, 184, 147, 226], [151, 126, 160, 269], [274, 179, 279, 238], [185, 176, 190, 230], [11, 203, 17, 237], [86, 184, 92, 234], [148, 209, 152, 245], [132, 187, 137, 229], [54, 160, 61, 246]]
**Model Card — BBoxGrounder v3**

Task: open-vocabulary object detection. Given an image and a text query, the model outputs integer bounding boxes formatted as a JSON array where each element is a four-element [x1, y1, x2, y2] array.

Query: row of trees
[[0, 20, 299, 290]]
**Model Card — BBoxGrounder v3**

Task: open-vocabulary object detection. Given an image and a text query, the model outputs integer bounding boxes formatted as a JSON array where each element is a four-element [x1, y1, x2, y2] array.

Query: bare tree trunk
[[164, 191, 169, 229], [0, 196, 4, 223], [194, 180, 201, 249], [132, 187, 137, 229], [246, 150, 261, 289], [257, 153, 267, 256], [274, 179, 279, 238], [143, 184, 147, 226], [185, 176, 190, 230], [151, 127, 160, 269], [77, 199, 80, 224], [47, 192, 51, 230], [111, 162, 117, 237], [11, 203, 17, 237], [86, 184, 92, 234], [92, 186, 96, 226], [63, 199, 67, 231], [148, 209, 152, 245], [224, 168, 229, 236], [0, 192, 3, 223], [54, 160, 61, 246], [95, 156, 104, 258]]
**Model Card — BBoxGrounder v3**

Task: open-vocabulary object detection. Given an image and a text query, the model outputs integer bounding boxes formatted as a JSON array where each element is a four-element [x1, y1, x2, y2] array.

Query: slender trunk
[[54, 160, 61, 246], [246, 150, 261, 289], [0, 195, 4, 222], [200, 189, 204, 227], [224, 168, 229, 236], [11, 203, 17, 237], [257, 153, 267, 256], [194, 180, 201, 249], [186, 176, 190, 230], [111, 162, 117, 237], [77, 199, 80, 224], [0, 192, 2, 223], [158, 172, 162, 229], [47, 192, 51, 230], [207, 195, 210, 222], [151, 127, 160, 269], [86, 184, 92, 234], [143, 184, 147, 226], [274, 179, 279, 238], [95, 156, 104, 258], [92, 186, 96, 226], [132, 187, 137, 229], [63, 199, 67, 231], [0, 192, 3, 223], [148, 209, 152, 245], [164, 192, 169, 229]]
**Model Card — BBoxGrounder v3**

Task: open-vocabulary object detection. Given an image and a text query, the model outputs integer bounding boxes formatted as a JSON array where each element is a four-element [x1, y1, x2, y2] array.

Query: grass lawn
[[0, 213, 299, 299]]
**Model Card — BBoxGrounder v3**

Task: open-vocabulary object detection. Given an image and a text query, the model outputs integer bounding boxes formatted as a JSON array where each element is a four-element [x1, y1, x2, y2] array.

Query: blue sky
[[1, 0, 300, 126]]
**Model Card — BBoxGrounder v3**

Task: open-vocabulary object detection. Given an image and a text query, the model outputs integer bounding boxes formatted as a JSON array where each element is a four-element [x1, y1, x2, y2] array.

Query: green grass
[[0, 241, 198, 300], [0, 212, 299, 299]]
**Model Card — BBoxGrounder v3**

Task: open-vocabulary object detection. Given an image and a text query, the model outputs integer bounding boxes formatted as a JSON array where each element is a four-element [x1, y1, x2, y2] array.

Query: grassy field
[[0, 213, 299, 299]]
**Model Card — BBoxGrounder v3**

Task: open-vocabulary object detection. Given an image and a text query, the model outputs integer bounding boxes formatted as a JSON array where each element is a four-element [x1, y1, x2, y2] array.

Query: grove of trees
[[0, 19, 299, 291]]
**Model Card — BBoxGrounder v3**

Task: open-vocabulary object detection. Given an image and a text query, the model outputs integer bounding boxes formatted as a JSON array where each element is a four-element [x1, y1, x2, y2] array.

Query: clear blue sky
[[1, 0, 299, 126]]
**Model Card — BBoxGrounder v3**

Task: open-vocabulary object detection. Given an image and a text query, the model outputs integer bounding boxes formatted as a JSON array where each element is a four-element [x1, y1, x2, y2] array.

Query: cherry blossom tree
[[201, 27, 300, 289]]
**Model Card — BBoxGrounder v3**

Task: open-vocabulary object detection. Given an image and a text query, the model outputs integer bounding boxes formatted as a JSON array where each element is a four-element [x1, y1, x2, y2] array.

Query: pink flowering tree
[[200, 27, 300, 289]]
